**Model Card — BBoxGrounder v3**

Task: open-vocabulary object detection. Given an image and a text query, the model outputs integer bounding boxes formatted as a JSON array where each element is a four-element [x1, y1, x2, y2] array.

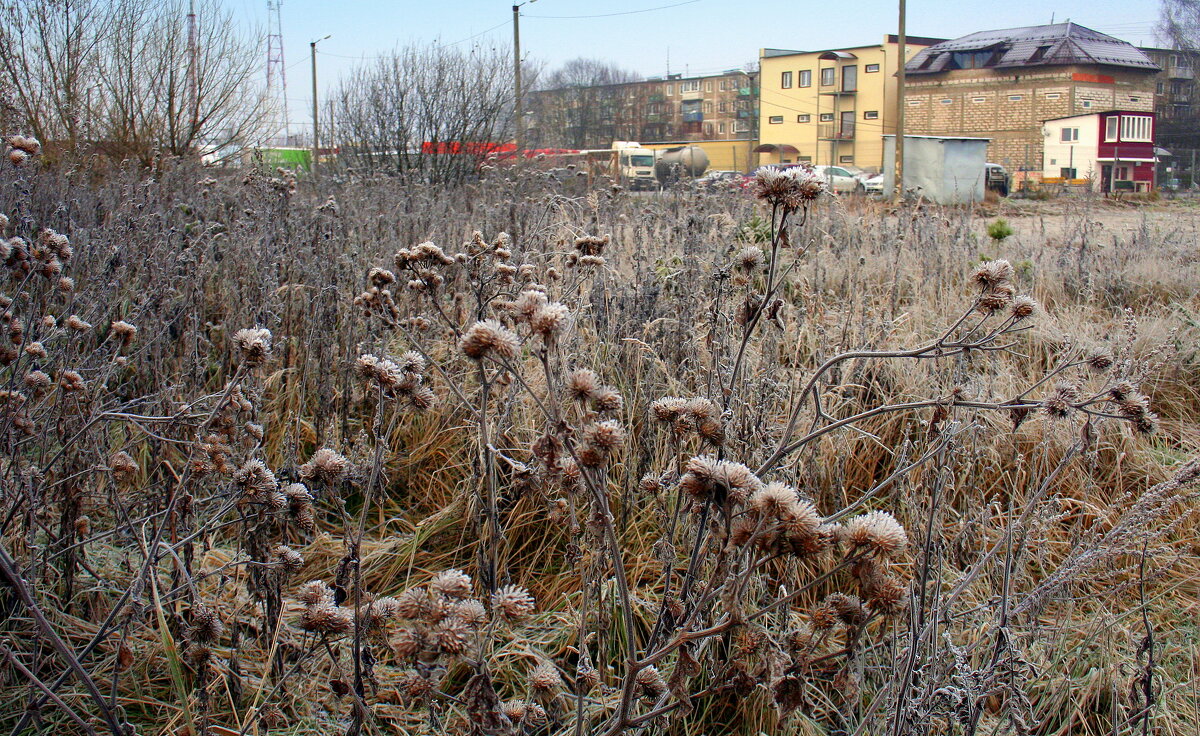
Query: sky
[[224, 0, 1165, 137]]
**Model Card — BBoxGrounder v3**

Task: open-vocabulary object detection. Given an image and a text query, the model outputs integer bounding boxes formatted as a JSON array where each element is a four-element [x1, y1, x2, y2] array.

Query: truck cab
[[614, 142, 658, 190]]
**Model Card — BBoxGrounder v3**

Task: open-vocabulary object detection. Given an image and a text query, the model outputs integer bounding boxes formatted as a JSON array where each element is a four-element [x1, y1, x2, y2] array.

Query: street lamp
[[311, 34, 331, 174], [513, 0, 537, 154]]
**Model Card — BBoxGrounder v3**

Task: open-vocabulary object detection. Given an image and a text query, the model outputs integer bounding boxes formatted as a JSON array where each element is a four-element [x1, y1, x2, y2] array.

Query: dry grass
[[1, 157, 1198, 736]]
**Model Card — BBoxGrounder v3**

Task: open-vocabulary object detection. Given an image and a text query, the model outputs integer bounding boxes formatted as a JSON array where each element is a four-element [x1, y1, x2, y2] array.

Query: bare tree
[[0, 0, 267, 162], [528, 58, 642, 149], [1160, 0, 1200, 51], [333, 44, 514, 183]]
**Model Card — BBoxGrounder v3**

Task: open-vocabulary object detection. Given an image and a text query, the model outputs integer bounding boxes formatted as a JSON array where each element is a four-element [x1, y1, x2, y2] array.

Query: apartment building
[[526, 70, 757, 151], [756, 35, 944, 172], [902, 23, 1160, 173], [1140, 47, 1198, 122]]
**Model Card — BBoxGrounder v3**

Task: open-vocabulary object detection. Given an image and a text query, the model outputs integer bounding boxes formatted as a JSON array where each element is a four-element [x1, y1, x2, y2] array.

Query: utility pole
[[187, 0, 198, 141], [893, 0, 906, 203], [513, 1, 537, 154], [513, 4, 522, 153], [311, 35, 330, 174]]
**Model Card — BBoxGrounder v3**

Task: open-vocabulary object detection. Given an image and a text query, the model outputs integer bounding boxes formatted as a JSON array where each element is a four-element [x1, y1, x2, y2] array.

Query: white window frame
[[781, 71, 793, 89], [820, 67, 835, 86], [865, 63, 880, 73], [1060, 127, 1078, 142], [863, 110, 879, 119], [1105, 116, 1119, 141], [819, 112, 834, 122], [797, 114, 810, 123], [768, 115, 784, 124], [1120, 114, 1151, 142], [799, 70, 812, 87]]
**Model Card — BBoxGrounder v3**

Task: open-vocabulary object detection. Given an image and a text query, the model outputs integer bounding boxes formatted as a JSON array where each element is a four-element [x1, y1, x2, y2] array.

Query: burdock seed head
[[529, 662, 562, 691], [232, 327, 272, 365], [459, 319, 520, 361], [844, 511, 909, 558], [491, 584, 535, 623], [299, 447, 350, 485], [430, 569, 473, 600], [566, 368, 600, 402], [972, 259, 1013, 289]]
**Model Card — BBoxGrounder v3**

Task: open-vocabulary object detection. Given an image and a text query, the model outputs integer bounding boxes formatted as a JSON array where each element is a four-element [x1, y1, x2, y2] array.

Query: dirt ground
[[982, 194, 1200, 244]]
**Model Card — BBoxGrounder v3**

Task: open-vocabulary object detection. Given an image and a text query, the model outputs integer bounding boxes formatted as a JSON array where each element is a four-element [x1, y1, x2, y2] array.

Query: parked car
[[861, 172, 885, 193], [695, 170, 745, 189], [811, 165, 864, 194], [985, 163, 1010, 196]]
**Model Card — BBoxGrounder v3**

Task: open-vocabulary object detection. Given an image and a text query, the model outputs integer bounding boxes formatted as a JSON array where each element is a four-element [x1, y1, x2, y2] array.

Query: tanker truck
[[611, 141, 710, 190], [654, 145, 710, 186]]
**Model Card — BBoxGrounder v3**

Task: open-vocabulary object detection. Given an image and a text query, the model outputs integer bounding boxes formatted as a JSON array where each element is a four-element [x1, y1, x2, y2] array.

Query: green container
[[260, 147, 312, 170]]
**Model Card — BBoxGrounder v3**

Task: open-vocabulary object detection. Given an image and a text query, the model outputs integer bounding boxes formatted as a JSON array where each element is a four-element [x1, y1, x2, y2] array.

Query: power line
[[316, 19, 512, 61], [525, 0, 700, 19]]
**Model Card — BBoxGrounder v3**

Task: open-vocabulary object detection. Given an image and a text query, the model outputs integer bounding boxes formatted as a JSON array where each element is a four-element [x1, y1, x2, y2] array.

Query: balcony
[[649, 93, 665, 102], [736, 109, 752, 118], [738, 87, 754, 96], [818, 124, 855, 140], [1168, 65, 1195, 80], [819, 88, 856, 96], [682, 111, 703, 123]]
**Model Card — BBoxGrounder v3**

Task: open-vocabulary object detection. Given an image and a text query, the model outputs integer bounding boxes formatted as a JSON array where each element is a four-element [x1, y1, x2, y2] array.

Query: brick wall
[[904, 66, 1156, 169]]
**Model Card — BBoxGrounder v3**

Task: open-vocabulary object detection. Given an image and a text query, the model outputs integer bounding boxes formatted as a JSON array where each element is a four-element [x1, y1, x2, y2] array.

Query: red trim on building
[[1071, 72, 1115, 84]]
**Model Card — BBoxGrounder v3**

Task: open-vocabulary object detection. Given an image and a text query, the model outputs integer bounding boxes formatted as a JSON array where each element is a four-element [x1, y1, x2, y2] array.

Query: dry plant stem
[[0, 642, 99, 736], [0, 545, 124, 735]]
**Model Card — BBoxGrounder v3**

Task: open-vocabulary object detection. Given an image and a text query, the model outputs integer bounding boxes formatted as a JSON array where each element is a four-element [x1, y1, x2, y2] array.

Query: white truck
[[613, 141, 659, 190], [611, 141, 710, 190]]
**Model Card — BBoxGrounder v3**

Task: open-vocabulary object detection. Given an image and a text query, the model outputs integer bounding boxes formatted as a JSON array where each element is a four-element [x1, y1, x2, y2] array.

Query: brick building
[[526, 70, 757, 150], [903, 23, 1160, 175], [757, 36, 944, 172]]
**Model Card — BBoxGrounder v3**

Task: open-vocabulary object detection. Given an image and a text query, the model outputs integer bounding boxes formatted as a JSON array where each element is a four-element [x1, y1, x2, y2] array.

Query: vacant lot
[[1, 164, 1197, 736]]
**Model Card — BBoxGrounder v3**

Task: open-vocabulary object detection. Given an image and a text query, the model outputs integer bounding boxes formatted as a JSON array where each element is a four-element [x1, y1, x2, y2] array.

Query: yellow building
[[757, 35, 943, 172]]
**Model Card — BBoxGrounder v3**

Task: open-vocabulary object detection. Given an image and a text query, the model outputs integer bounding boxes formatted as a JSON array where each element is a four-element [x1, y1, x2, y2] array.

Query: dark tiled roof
[[906, 23, 1160, 74]]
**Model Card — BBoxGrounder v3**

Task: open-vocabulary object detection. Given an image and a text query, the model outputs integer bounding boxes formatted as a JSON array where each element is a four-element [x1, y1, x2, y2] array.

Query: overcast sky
[[226, 0, 1164, 136]]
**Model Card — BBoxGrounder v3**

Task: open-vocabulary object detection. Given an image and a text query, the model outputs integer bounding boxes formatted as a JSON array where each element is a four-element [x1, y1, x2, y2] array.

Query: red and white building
[[1042, 110, 1157, 192]]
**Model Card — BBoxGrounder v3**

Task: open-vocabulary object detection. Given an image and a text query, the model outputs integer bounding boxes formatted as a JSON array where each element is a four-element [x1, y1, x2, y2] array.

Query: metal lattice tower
[[266, 0, 289, 143]]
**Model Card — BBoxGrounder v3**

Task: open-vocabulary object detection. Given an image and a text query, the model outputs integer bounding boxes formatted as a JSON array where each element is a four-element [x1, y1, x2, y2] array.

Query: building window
[[705, 81, 712, 92], [820, 67, 835, 86], [1157, 81, 1165, 94], [839, 155, 854, 163], [842, 65, 857, 92], [797, 114, 810, 122], [865, 63, 880, 73], [1120, 114, 1152, 141], [768, 115, 784, 124], [799, 70, 812, 87], [819, 112, 834, 121], [1129, 96, 1140, 103], [940, 98, 952, 104], [781, 71, 793, 89], [1028, 45, 1052, 63], [971, 96, 986, 103], [798, 155, 812, 162], [1105, 116, 1119, 141], [1045, 93, 1061, 99], [733, 121, 750, 132], [680, 80, 700, 93], [863, 110, 879, 119], [1008, 94, 1023, 101], [1060, 127, 1079, 142], [718, 102, 728, 113], [666, 84, 673, 95], [1060, 167, 1077, 179], [1081, 100, 1092, 108], [705, 123, 712, 135], [718, 123, 725, 134], [907, 99, 922, 106]]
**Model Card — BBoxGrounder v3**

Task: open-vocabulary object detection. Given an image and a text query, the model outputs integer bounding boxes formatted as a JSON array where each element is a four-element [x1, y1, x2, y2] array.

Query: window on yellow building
[[820, 67, 835, 86], [797, 114, 810, 122], [865, 63, 880, 73], [799, 70, 812, 87], [864, 110, 879, 119], [781, 71, 793, 89], [768, 115, 784, 124]]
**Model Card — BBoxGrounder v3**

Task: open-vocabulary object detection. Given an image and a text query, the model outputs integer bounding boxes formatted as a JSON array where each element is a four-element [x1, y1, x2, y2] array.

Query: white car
[[861, 173, 885, 193], [811, 165, 863, 194]]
